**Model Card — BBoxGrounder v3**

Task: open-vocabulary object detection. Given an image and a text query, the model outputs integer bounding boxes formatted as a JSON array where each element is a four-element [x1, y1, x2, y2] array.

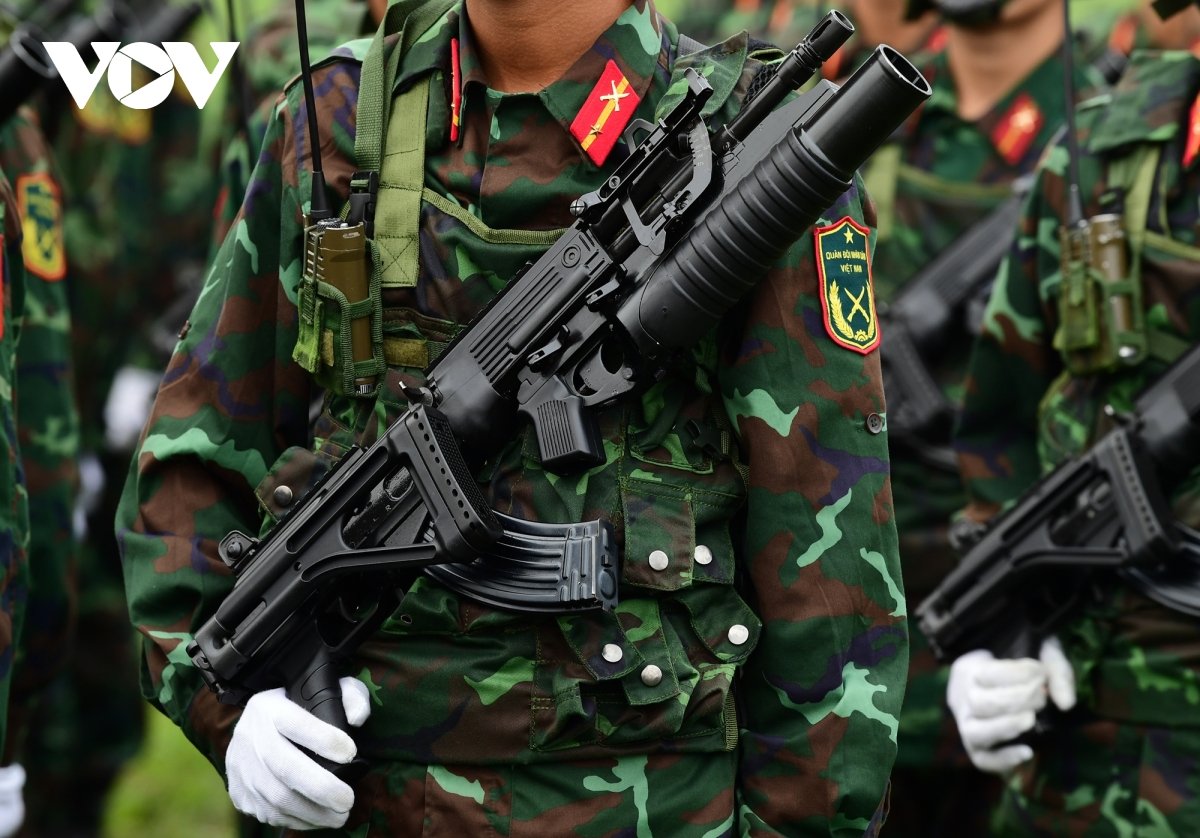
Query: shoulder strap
[[355, 0, 455, 175]]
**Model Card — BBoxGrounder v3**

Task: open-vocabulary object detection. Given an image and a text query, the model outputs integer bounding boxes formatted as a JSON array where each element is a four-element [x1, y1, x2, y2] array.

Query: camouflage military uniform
[[0, 165, 28, 759], [214, 0, 374, 251], [0, 108, 80, 765], [22, 7, 223, 829], [956, 50, 1200, 834], [865, 41, 1103, 837], [119, 1, 907, 835]]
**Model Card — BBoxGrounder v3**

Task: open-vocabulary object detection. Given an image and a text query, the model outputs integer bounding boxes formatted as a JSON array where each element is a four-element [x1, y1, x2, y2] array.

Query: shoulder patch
[[814, 216, 879, 354], [16, 173, 66, 282]]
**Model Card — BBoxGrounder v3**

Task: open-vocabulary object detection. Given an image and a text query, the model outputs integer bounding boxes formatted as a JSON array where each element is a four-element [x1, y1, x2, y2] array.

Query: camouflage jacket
[[956, 50, 1200, 727], [51, 8, 222, 451], [119, 2, 905, 833], [0, 108, 79, 752], [0, 166, 28, 756]]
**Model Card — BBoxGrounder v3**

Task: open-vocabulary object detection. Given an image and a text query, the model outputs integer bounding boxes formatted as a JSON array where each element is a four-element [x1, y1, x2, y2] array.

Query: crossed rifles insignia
[[814, 217, 879, 354]]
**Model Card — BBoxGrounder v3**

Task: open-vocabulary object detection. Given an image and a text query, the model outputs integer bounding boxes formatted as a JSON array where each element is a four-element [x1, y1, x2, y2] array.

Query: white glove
[[947, 636, 1076, 775], [227, 677, 372, 830], [0, 764, 25, 838], [103, 365, 162, 452]]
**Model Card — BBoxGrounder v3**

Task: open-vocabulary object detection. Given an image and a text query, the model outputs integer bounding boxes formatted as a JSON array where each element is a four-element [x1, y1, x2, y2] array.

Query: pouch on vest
[[293, 221, 387, 397], [1054, 146, 1160, 375]]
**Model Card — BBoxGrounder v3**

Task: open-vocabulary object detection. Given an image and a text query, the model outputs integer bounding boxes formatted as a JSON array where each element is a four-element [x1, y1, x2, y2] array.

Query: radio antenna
[[295, 0, 331, 221]]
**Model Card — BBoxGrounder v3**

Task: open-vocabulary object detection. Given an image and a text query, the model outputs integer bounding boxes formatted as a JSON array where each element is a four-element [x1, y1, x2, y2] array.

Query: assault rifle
[[0, 0, 201, 125], [186, 12, 931, 742], [917, 341, 1200, 662]]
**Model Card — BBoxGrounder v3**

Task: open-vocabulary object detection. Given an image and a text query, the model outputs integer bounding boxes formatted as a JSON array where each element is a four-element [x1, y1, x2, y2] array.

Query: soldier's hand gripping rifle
[[186, 12, 931, 750], [917, 341, 1200, 664]]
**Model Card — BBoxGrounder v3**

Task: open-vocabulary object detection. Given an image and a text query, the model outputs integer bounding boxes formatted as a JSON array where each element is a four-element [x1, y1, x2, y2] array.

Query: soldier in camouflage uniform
[[856, 0, 1106, 834], [950, 1, 1200, 833], [118, 0, 908, 834], [0, 165, 27, 835], [0, 105, 81, 836], [0, 91, 29, 758], [17, 2, 230, 830]]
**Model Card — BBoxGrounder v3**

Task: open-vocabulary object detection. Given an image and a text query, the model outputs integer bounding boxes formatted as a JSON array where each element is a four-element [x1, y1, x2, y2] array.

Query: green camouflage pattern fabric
[[118, 1, 906, 834], [872, 37, 1100, 770], [213, 0, 374, 251], [0, 165, 28, 759], [0, 107, 80, 763], [712, 0, 943, 80], [18, 4, 228, 829], [955, 50, 1200, 834], [860, 37, 1104, 837]]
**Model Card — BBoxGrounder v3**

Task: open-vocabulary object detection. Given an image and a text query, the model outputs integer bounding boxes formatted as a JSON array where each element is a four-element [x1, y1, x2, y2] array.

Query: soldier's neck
[[467, 0, 634, 93], [945, 3, 1064, 123], [848, 0, 936, 55]]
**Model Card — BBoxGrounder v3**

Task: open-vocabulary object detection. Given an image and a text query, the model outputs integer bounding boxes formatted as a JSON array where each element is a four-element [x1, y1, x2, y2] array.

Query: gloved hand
[[103, 365, 162, 452], [227, 677, 372, 830], [0, 763, 25, 838], [947, 636, 1076, 774]]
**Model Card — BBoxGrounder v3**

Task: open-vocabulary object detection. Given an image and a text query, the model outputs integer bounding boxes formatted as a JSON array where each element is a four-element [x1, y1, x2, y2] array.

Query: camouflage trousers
[[994, 715, 1200, 836], [288, 752, 748, 837]]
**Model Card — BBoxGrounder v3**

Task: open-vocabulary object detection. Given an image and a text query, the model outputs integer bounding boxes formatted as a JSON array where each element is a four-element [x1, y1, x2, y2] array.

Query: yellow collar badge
[[814, 216, 878, 354]]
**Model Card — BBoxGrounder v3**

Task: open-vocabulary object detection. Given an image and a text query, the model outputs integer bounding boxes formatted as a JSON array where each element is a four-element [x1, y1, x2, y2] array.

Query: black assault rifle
[[917, 341, 1200, 662], [186, 13, 931, 743]]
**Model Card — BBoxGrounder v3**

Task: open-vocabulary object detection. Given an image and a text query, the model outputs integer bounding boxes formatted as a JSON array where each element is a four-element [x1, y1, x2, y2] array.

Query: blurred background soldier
[[857, 0, 1110, 834], [0, 101, 81, 837], [663, 0, 943, 80], [0, 164, 28, 838], [0, 0, 244, 832], [950, 0, 1200, 832]]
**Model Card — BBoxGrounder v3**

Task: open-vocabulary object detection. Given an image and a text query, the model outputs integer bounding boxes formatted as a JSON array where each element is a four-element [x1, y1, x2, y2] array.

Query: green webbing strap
[[353, 0, 454, 288], [862, 144, 901, 242], [1109, 144, 1187, 364], [375, 82, 429, 287], [1118, 143, 1161, 280], [355, 0, 453, 174]]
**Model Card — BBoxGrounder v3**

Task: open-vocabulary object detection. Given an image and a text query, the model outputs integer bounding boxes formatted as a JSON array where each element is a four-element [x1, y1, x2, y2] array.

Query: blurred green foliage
[[103, 710, 235, 838]]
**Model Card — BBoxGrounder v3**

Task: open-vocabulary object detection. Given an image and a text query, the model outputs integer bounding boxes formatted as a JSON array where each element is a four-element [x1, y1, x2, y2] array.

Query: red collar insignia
[[992, 93, 1044, 166], [570, 60, 640, 166]]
